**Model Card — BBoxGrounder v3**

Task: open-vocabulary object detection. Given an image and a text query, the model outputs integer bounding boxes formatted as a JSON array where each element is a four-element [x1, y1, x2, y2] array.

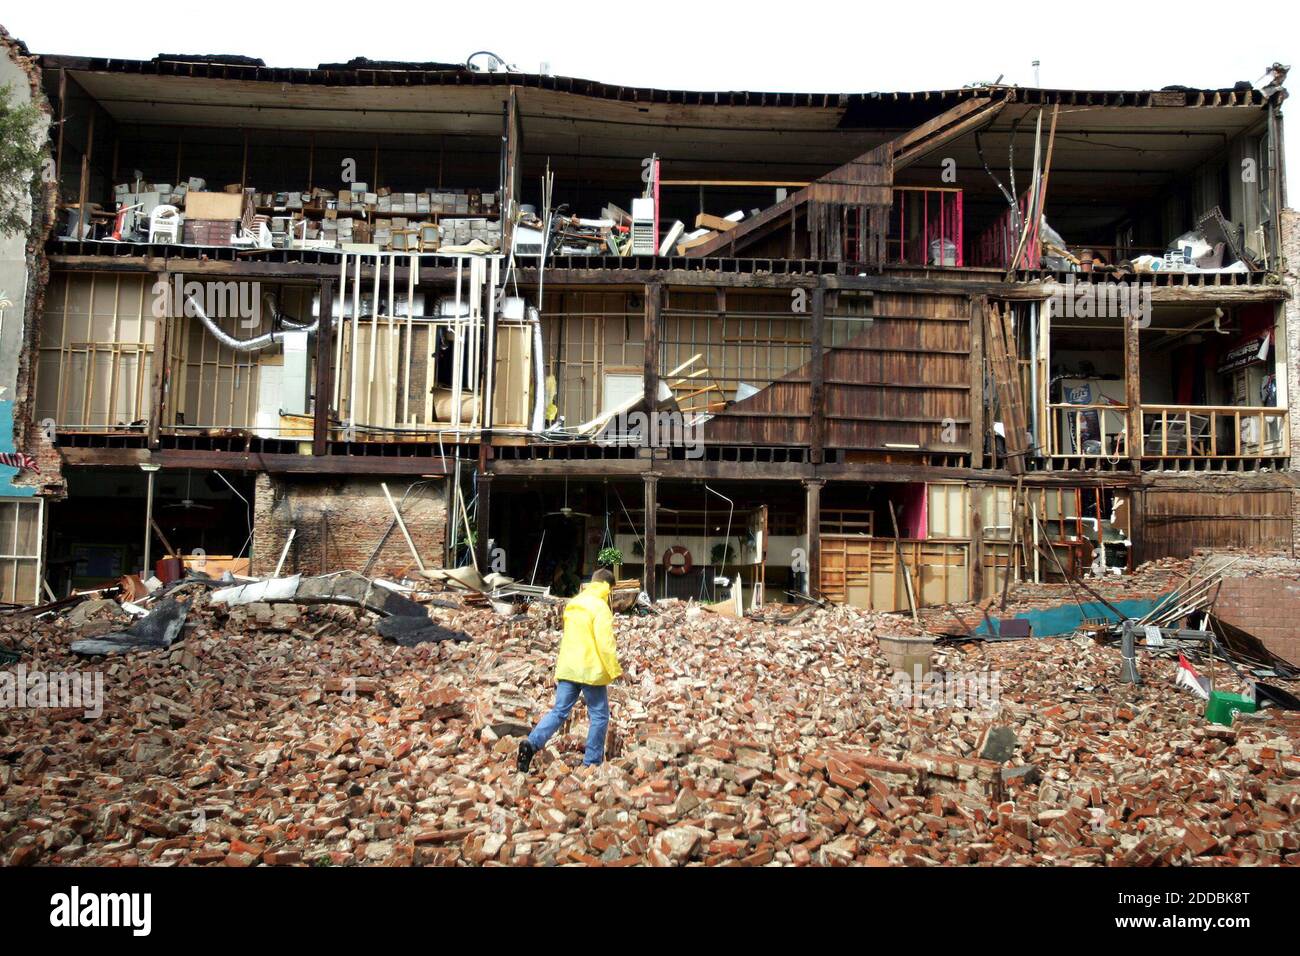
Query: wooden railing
[[1141, 405, 1289, 459], [1047, 403, 1128, 458]]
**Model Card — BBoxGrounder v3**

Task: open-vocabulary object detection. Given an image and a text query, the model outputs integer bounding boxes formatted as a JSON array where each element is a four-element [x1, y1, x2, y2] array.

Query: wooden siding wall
[[824, 291, 970, 452], [1141, 490, 1293, 560], [703, 289, 971, 450]]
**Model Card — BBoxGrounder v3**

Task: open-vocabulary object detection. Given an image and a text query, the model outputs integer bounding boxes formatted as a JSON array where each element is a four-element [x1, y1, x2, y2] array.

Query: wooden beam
[[644, 282, 662, 415], [1124, 314, 1142, 469], [502, 89, 522, 257], [474, 473, 493, 572], [809, 285, 826, 465], [313, 277, 335, 455], [148, 271, 172, 449], [969, 295, 986, 469], [893, 99, 1006, 169], [59, 446, 451, 476], [643, 474, 658, 601], [805, 478, 823, 599]]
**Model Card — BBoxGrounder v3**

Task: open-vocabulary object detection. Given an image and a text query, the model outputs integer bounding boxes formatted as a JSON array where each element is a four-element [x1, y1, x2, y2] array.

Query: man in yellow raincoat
[[517, 568, 622, 771]]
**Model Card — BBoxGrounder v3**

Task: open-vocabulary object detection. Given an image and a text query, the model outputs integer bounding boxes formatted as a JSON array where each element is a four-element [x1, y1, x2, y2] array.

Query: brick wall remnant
[[251, 474, 447, 578]]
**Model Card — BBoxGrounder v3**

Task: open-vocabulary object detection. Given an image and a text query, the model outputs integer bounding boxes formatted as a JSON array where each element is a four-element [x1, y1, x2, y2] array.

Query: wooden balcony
[[1045, 402, 1289, 470], [1047, 402, 1128, 460], [1141, 405, 1288, 461]]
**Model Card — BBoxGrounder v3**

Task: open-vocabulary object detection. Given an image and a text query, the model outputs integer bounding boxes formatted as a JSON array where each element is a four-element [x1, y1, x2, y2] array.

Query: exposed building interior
[[0, 49, 1291, 623], [4, 25, 1300, 876]]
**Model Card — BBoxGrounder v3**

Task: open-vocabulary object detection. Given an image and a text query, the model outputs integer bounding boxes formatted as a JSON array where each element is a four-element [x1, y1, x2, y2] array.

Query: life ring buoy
[[663, 545, 692, 576]]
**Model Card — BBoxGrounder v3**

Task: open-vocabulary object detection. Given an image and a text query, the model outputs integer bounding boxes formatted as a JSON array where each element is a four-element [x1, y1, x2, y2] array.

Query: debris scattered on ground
[[2, 560, 1297, 867]]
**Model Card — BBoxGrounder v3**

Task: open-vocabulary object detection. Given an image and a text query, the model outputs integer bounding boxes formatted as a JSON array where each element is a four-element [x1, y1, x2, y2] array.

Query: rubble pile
[[1, 589, 1297, 867], [927, 549, 1300, 634]]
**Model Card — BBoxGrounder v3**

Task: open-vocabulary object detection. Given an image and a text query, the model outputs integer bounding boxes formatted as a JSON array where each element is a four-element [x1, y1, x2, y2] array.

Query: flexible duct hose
[[185, 292, 323, 352]]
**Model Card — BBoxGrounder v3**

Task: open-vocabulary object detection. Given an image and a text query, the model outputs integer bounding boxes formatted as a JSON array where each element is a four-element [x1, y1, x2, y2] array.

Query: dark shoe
[[517, 740, 536, 772]]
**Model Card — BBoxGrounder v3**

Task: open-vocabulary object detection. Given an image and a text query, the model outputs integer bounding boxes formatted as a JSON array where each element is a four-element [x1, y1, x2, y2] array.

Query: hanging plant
[[597, 546, 624, 569], [711, 543, 735, 565]]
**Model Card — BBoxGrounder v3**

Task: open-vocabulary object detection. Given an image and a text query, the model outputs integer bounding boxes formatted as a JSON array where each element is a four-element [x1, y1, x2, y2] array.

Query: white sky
[[5, 0, 1299, 197]]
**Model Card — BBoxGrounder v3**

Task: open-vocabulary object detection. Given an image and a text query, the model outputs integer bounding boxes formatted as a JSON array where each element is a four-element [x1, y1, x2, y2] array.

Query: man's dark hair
[[591, 568, 615, 586]]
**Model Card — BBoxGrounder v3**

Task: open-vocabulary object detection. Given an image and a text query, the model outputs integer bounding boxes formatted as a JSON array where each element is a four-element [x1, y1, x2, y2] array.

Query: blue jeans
[[527, 680, 610, 765]]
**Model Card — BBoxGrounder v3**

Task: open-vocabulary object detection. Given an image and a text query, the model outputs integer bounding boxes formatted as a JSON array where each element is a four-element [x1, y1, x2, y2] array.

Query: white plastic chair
[[148, 204, 181, 244]]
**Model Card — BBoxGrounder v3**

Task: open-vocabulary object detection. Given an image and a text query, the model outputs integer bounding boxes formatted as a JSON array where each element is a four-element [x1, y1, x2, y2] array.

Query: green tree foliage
[[0, 83, 46, 239]]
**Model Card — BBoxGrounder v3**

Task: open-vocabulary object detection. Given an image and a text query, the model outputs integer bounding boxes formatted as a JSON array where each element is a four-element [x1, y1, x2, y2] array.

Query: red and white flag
[[1174, 653, 1211, 700], [0, 452, 39, 474]]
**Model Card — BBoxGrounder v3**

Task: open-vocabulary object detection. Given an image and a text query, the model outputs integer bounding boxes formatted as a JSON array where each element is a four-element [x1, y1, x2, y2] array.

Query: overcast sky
[[5, 1, 1298, 196]]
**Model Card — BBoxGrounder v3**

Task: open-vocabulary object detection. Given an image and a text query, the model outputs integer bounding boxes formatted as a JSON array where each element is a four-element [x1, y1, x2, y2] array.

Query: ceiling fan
[[160, 470, 215, 512], [545, 475, 592, 519]]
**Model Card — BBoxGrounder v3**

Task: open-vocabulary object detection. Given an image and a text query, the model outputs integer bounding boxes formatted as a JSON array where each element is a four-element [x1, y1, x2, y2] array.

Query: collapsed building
[[1, 35, 1298, 662]]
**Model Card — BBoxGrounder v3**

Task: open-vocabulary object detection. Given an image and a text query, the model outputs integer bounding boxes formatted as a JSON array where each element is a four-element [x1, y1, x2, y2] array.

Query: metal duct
[[186, 293, 324, 352]]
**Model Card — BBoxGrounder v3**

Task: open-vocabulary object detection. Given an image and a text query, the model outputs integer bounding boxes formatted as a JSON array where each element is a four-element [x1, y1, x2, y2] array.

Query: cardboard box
[[186, 191, 245, 220]]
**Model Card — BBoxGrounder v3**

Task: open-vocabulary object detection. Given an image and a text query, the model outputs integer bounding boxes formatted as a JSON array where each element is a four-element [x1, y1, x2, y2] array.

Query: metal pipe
[[529, 305, 547, 432], [142, 468, 157, 577]]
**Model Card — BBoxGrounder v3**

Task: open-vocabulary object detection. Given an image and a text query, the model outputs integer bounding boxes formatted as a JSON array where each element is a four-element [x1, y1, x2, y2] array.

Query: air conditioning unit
[[630, 197, 656, 255]]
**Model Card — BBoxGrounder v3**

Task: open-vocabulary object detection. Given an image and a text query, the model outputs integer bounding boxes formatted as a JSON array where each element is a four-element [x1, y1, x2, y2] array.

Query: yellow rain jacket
[[554, 581, 622, 686]]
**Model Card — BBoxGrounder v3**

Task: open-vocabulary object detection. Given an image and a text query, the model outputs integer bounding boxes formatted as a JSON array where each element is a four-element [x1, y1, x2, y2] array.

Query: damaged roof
[[37, 50, 1276, 111]]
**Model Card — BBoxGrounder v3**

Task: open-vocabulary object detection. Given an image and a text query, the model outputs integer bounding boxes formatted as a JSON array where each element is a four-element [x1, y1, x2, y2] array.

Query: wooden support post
[[644, 282, 662, 416], [76, 108, 94, 253], [474, 473, 493, 573], [1125, 313, 1143, 471], [313, 278, 335, 456], [810, 285, 826, 465], [969, 295, 986, 469], [643, 474, 658, 601], [148, 270, 172, 449], [804, 478, 823, 598], [502, 89, 522, 255], [54, 69, 66, 201]]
